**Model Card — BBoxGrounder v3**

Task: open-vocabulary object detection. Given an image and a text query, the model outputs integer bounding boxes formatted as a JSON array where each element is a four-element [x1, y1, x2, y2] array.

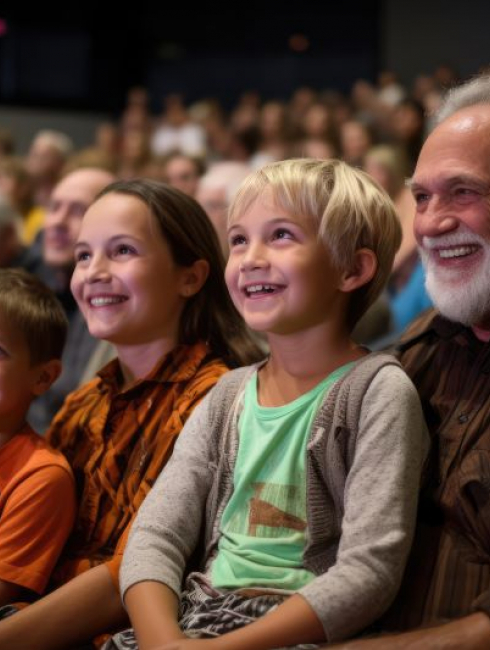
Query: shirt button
[[458, 413, 468, 424]]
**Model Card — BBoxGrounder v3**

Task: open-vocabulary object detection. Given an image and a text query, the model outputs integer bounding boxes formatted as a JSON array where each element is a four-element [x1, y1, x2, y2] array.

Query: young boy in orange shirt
[[0, 268, 76, 606]]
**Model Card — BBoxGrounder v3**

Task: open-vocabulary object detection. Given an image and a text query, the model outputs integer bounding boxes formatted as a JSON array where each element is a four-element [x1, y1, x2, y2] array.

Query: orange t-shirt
[[0, 426, 76, 594], [46, 342, 228, 587]]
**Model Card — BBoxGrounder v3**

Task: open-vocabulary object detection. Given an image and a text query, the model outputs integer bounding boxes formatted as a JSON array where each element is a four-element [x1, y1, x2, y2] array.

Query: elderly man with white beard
[[327, 75, 490, 649]]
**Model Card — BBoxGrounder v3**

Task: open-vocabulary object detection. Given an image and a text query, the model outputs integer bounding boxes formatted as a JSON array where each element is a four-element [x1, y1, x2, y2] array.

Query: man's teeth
[[438, 245, 479, 259], [246, 284, 276, 294], [90, 296, 126, 306]]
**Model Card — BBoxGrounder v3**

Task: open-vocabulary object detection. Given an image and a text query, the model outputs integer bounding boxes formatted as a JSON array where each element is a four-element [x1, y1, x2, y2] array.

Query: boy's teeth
[[438, 245, 478, 259], [90, 296, 126, 306], [247, 284, 275, 294]]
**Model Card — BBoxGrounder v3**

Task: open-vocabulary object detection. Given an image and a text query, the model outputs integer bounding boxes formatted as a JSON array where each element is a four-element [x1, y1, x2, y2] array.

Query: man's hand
[[328, 612, 490, 650]]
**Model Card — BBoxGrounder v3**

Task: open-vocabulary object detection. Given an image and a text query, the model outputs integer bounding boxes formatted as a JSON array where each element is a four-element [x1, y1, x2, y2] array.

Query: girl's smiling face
[[71, 192, 191, 348], [225, 192, 345, 337]]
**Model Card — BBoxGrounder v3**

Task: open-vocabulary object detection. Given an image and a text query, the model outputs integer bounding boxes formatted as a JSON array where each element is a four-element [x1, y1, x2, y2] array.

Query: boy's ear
[[178, 259, 210, 299], [31, 359, 62, 396], [339, 248, 377, 293]]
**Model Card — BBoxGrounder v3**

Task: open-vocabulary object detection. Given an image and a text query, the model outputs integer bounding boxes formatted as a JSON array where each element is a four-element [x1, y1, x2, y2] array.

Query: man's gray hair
[[436, 74, 490, 123]]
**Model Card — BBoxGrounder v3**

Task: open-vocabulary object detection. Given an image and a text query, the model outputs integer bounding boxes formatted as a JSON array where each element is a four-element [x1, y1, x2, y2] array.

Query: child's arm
[[124, 582, 186, 647], [0, 564, 126, 650]]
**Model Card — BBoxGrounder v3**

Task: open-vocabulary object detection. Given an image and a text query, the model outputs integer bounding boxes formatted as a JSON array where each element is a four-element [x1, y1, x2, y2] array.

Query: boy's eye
[[272, 228, 294, 241], [229, 234, 247, 247]]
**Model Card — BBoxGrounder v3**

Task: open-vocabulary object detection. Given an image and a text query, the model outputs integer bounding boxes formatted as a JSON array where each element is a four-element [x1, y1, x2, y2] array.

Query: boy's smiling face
[[225, 192, 346, 337], [0, 314, 43, 435]]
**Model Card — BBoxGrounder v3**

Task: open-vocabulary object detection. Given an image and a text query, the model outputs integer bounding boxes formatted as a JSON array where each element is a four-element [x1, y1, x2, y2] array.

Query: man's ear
[[178, 259, 210, 298], [339, 248, 378, 293], [32, 359, 62, 396]]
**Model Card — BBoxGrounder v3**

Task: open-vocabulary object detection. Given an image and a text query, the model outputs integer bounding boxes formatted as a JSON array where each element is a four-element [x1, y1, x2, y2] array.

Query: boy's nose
[[239, 241, 270, 272]]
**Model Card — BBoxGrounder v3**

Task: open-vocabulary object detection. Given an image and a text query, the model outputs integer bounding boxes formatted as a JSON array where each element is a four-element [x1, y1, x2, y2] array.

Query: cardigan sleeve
[[298, 365, 430, 642]]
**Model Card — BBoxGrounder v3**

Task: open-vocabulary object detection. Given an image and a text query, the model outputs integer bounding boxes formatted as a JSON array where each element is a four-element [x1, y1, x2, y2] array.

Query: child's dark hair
[[97, 179, 263, 367], [0, 269, 68, 364]]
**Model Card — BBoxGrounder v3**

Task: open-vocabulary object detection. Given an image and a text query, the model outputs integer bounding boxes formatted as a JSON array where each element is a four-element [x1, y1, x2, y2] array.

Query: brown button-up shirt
[[382, 309, 490, 629]]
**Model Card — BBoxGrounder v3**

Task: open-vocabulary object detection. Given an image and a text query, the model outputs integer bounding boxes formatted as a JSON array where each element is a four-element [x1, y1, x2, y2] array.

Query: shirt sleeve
[[0, 464, 77, 594], [298, 365, 430, 642]]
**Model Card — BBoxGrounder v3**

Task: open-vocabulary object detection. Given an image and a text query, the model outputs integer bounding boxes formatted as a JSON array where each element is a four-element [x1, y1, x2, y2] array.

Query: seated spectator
[[196, 162, 251, 254], [0, 157, 45, 245], [152, 94, 206, 157], [28, 167, 117, 432], [0, 199, 26, 269], [26, 130, 74, 208], [364, 144, 431, 333], [340, 119, 374, 167], [0, 269, 76, 607], [159, 152, 205, 197]]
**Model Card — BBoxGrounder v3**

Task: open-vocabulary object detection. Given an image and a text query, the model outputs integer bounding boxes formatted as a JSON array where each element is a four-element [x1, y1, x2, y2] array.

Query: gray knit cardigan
[[120, 353, 428, 643]]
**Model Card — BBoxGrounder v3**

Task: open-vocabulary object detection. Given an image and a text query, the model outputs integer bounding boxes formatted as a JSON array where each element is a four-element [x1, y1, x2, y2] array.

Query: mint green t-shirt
[[211, 363, 353, 591]]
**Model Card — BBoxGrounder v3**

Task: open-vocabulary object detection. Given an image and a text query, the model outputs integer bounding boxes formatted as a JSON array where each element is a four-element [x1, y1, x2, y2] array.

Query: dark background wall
[[0, 2, 381, 112], [0, 2, 489, 115], [381, 0, 490, 85]]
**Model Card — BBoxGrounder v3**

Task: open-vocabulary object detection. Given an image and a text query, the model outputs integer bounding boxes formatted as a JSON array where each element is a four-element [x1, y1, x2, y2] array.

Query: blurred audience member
[[0, 157, 44, 245], [156, 152, 205, 197], [340, 119, 374, 166], [0, 198, 26, 268], [364, 144, 431, 333], [296, 138, 336, 160], [120, 86, 152, 134], [254, 101, 292, 166], [197, 162, 251, 253], [377, 71, 406, 107], [152, 94, 206, 157], [29, 168, 116, 432], [118, 129, 152, 179], [93, 122, 120, 169], [26, 130, 74, 208], [0, 128, 15, 159], [390, 99, 425, 172]]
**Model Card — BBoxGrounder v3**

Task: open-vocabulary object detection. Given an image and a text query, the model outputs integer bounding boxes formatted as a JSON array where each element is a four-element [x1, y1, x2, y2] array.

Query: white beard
[[419, 230, 490, 327]]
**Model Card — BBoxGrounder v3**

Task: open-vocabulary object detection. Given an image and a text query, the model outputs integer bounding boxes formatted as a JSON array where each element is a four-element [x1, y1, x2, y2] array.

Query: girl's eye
[[75, 251, 91, 263], [114, 244, 136, 256]]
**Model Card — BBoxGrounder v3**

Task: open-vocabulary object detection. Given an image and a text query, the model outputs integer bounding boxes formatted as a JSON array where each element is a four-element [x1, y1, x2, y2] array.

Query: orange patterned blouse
[[46, 341, 228, 587]]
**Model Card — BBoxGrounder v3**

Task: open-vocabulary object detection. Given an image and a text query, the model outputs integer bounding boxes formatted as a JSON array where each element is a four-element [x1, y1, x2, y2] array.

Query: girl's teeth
[[247, 284, 275, 294], [90, 296, 125, 306]]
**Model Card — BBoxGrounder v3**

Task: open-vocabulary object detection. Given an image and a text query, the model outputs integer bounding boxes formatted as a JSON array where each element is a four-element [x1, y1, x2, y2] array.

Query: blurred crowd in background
[[0, 63, 466, 363]]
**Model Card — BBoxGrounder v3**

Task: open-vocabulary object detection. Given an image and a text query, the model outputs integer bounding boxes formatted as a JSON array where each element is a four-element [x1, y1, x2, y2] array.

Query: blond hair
[[228, 158, 401, 327]]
